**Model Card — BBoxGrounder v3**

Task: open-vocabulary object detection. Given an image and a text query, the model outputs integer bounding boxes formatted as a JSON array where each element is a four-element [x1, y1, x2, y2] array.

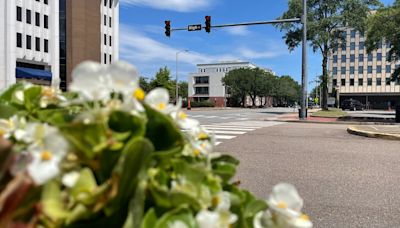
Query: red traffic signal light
[[165, 20, 171, 37], [205, 16, 211, 33]]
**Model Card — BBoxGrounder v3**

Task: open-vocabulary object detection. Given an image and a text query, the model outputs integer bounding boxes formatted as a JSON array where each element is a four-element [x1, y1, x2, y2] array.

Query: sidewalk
[[275, 111, 340, 123], [347, 125, 400, 140]]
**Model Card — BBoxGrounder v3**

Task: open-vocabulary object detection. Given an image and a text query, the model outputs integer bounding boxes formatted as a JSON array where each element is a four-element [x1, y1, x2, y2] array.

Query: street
[[187, 109, 400, 227]]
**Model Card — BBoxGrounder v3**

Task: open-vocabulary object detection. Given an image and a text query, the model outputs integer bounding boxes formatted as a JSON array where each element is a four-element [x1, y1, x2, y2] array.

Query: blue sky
[[119, 0, 394, 88]]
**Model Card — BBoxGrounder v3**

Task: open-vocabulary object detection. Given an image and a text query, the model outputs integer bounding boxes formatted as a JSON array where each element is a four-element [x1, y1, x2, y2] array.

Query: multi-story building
[[0, 0, 119, 91], [188, 61, 273, 107], [329, 28, 400, 109]]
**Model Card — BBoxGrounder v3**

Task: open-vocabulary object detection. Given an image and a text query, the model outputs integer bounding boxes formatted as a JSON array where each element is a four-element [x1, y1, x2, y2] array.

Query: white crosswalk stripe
[[201, 121, 284, 146]]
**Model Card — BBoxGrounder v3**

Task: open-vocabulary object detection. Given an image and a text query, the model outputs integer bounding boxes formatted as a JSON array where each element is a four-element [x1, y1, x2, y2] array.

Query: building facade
[[188, 61, 273, 107], [0, 0, 119, 91], [0, 0, 60, 88], [329, 28, 400, 109]]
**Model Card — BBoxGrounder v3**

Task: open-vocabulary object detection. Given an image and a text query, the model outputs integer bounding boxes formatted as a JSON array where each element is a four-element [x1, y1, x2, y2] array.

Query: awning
[[16, 67, 52, 80]]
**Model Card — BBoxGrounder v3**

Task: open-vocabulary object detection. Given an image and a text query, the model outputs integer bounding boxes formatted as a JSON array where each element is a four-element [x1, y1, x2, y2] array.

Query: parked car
[[341, 99, 364, 111]]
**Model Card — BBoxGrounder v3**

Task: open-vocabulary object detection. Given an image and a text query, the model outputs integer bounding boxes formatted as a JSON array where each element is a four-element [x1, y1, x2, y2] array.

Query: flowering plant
[[0, 61, 312, 228]]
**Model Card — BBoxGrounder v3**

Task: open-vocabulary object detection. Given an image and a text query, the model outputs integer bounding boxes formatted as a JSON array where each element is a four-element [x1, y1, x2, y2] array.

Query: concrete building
[[0, 0, 119, 91], [329, 28, 400, 109], [188, 61, 273, 107]]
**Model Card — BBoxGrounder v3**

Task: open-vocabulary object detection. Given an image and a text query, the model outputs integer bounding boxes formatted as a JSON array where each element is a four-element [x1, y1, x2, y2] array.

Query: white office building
[[188, 61, 273, 107], [0, 0, 59, 88]]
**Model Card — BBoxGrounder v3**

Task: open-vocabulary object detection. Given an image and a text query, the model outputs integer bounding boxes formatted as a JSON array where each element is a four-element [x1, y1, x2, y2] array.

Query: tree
[[149, 67, 175, 99], [277, 0, 381, 110], [274, 76, 301, 106], [178, 81, 188, 100], [366, 0, 400, 80], [139, 77, 151, 92]]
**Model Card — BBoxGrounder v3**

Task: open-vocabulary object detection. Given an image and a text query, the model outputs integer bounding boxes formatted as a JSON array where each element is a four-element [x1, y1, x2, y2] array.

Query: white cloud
[[120, 0, 213, 12], [225, 26, 251, 36], [238, 47, 281, 59]]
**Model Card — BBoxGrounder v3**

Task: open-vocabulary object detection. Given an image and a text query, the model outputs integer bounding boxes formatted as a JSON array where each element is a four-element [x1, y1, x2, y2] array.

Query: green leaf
[[23, 86, 42, 112], [108, 110, 146, 139], [41, 181, 68, 221], [71, 168, 98, 205], [141, 208, 158, 228], [0, 104, 18, 118], [154, 207, 198, 228], [212, 162, 237, 183], [144, 105, 184, 151], [0, 83, 24, 102], [211, 154, 240, 166]]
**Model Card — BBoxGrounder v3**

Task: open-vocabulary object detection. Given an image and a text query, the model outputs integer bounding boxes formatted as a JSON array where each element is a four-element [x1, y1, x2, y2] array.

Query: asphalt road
[[216, 122, 400, 228]]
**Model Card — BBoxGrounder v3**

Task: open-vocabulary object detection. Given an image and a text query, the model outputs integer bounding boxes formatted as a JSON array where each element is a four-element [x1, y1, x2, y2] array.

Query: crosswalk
[[201, 121, 284, 146], [188, 114, 250, 121]]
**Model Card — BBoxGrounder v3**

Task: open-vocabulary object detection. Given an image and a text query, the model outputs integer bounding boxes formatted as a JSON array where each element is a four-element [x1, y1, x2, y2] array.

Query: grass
[[311, 108, 348, 118]]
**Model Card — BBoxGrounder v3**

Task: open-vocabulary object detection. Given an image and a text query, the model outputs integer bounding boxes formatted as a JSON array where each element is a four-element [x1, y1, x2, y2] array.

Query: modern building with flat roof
[[0, 0, 119, 91], [188, 61, 273, 107], [329, 27, 400, 109]]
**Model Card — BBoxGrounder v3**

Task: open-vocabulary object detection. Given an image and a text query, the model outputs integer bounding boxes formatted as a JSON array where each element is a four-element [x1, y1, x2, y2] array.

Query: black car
[[341, 99, 364, 111]]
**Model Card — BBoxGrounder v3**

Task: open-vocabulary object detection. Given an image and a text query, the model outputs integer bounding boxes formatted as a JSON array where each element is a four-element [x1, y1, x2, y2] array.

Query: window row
[[104, 54, 112, 64], [104, 0, 114, 8], [333, 78, 397, 87], [17, 7, 49, 28], [104, 34, 112, 46], [333, 52, 392, 63], [332, 65, 396, 75], [194, 76, 209, 84], [104, 15, 112, 28], [16, 33, 48, 52], [36, 0, 48, 4]]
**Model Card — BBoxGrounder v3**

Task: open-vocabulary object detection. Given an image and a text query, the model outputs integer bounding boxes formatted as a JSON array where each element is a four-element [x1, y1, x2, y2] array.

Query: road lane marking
[[202, 127, 255, 131], [207, 130, 247, 135], [215, 135, 236, 139]]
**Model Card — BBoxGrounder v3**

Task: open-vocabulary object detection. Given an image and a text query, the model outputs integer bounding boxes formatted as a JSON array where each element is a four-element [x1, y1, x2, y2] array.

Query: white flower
[[196, 210, 237, 228], [0, 116, 27, 140], [70, 61, 111, 101], [168, 220, 189, 228], [40, 86, 67, 108], [24, 123, 69, 185], [144, 88, 177, 113], [171, 110, 200, 130], [287, 214, 313, 228], [107, 61, 140, 96], [62, 171, 80, 188], [213, 191, 231, 211]]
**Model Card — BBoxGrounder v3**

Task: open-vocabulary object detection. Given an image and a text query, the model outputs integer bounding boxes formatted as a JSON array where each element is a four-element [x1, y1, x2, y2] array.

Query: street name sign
[[188, 24, 202, 31]]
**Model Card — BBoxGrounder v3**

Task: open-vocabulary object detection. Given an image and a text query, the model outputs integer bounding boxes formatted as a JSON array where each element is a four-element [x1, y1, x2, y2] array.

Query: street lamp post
[[176, 50, 189, 102]]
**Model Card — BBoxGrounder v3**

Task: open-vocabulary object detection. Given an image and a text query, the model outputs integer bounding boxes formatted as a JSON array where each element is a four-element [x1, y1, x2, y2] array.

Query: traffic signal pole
[[166, 0, 308, 118]]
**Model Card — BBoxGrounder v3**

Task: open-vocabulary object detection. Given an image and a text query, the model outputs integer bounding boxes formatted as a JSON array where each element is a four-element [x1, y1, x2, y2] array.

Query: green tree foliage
[[274, 76, 301, 106], [366, 0, 400, 80], [277, 0, 381, 110], [139, 77, 151, 92], [178, 81, 188, 99], [150, 67, 175, 99]]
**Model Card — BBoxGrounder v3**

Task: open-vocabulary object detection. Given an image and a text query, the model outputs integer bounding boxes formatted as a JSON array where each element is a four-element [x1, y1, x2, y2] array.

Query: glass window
[[333, 79, 337, 86], [17, 33, 22, 48], [350, 54, 355, 62], [341, 67, 346, 74], [44, 39, 48, 53], [109, 17, 112, 28], [359, 54, 364, 62], [35, 37, 40, 51], [333, 67, 337, 75], [377, 78, 382, 86], [358, 66, 364, 74], [368, 53, 373, 61], [341, 55, 346, 62], [26, 9, 31, 24], [195, 87, 209, 94], [104, 0, 107, 7], [377, 53, 382, 61], [44, 0, 48, 4], [350, 79, 355, 86], [104, 15, 106, 26], [110, 0, 113, 8], [368, 66, 372, 73], [350, 66, 355, 74], [104, 34, 107, 45], [367, 78, 372, 86], [351, 30, 356, 38], [377, 65, 382, 73], [26, 35, 31, 49], [35, 12, 40, 26], [386, 65, 392, 73], [350, 42, 355, 50], [386, 78, 391, 85], [17, 6, 22, 21], [359, 42, 364, 50], [358, 79, 363, 86], [341, 79, 346, 86], [104, 53, 107, 64], [377, 42, 382, 49], [341, 42, 346, 50], [110, 55, 112, 64], [44, 15, 48, 29], [333, 55, 338, 63], [109, 36, 112, 46], [195, 76, 209, 84]]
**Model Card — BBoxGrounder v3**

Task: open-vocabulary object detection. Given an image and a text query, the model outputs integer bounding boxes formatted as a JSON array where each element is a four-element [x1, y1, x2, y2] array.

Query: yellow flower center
[[193, 149, 201, 156], [0, 129, 5, 137], [198, 132, 208, 140], [42, 87, 55, 98], [157, 103, 166, 110], [133, 88, 145, 101], [178, 111, 187, 120], [41, 151, 53, 161], [212, 196, 221, 208], [300, 214, 310, 221], [277, 201, 287, 209]]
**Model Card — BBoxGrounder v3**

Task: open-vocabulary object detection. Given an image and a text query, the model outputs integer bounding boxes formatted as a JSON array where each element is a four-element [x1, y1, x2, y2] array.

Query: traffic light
[[205, 16, 211, 33], [165, 20, 171, 37]]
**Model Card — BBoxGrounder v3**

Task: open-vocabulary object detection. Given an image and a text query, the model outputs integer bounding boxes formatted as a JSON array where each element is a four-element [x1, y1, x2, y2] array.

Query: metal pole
[[301, 0, 308, 119], [176, 52, 178, 102]]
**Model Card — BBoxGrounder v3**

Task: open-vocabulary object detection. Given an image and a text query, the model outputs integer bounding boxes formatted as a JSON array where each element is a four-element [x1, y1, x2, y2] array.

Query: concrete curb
[[347, 126, 400, 140], [270, 119, 400, 125]]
